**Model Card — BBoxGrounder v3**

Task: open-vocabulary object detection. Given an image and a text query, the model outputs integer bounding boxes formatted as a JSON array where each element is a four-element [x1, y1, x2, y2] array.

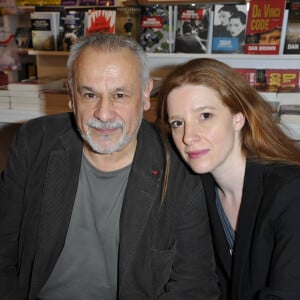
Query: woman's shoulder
[[248, 160, 300, 189]]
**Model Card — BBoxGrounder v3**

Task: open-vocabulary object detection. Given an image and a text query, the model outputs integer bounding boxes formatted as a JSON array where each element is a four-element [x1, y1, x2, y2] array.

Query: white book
[[8, 90, 42, 97], [0, 85, 9, 96], [277, 89, 300, 105], [0, 102, 10, 109], [8, 78, 65, 92], [0, 95, 10, 103], [31, 11, 60, 51]]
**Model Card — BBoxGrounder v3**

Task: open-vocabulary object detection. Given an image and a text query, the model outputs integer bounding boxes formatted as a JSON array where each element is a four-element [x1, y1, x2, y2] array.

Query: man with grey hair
[[0, 33, 219, 300]]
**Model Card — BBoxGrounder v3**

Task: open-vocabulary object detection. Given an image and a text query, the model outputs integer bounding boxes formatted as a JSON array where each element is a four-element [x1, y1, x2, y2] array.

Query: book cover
[[175, 4, 211, 54], [84, 9, 116, 35], [31, 11, 60, 51], [115, 6, 141, 42], [212, 4, 247, 53], [58, 9, 85, 51], [244, 0, 286, 54], [265, 69, 299, 89], [140, 5, 171, 53], [8, 77, 65, 92], [284, 1, 300, 54], [235, 68, 266, 87], [15, 27, 32, 49]]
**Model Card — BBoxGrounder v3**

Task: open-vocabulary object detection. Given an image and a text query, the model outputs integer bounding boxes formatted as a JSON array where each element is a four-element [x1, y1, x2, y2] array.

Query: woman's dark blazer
[[203, 160, 300, 300], [0, 113, 219, 300]]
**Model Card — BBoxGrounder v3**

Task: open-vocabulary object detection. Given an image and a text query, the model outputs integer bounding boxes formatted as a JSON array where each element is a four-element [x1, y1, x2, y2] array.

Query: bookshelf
[[1, 1, 300, 124], [27, 50, 300, 77], [0, 51, 299, 124]]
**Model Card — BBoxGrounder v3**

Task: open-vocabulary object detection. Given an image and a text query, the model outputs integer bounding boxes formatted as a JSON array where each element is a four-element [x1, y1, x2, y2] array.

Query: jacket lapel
[[30, 128, 83, 295], [231, 161, 264, 299], [203, 174, 232, 277], [118, 122, 164, 287]]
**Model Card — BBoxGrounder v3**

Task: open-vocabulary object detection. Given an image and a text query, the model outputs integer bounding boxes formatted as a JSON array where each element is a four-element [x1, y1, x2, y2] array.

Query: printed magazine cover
[[84, 9, 116, 35], [244, 0, 286, 54], [284, 1, 300, 54], [212, 4, 247, 53], [115, 6, 141, 42], [31, 11, 60, 51], [140, 5, 171, 53], [58, 9, 85, 51], [174, 4, 211, 53]]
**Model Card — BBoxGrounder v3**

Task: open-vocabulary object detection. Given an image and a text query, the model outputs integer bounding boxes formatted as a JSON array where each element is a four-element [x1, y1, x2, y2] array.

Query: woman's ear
[[234, 112, 245, 131]]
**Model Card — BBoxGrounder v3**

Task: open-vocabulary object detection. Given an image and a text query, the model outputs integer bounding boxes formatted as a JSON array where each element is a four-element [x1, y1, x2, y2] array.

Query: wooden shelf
[[27, 50, 70, 56]]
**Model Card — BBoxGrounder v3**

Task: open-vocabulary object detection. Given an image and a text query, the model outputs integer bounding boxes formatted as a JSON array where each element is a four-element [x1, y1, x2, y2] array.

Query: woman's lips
[[187, 149, 209, 159]]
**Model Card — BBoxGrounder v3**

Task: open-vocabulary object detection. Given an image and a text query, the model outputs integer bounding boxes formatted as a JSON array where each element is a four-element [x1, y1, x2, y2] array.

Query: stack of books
[[0, 85, 10, 109], [8, 77, 70, 114]]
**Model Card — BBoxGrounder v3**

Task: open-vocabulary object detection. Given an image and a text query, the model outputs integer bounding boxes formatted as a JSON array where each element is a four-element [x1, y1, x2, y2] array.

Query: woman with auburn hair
[[156, 58, 300, 300]]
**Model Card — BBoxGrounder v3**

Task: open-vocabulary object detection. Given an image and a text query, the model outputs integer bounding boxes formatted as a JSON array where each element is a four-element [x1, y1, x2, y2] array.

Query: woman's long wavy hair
[[156, 58, 300, 166]]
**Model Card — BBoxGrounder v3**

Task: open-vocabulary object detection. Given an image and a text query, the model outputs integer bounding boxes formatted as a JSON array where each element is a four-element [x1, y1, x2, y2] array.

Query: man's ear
[[234, 112, 245, 131], [143, 78, 153, 111], [66, 81, 74, 110]]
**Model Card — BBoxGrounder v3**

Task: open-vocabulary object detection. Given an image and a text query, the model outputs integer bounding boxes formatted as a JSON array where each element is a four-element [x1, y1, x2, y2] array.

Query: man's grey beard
[[80, 115, 143, 154]]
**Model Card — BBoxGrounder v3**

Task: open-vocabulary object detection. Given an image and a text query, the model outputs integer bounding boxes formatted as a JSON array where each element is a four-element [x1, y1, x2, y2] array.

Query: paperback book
[[265, 69, 300, 89], [284, 1, 300, 54], [140, 5, 171, 53], [115, 6, 141, 42], [8, 77, 65, 92], [15, 27, 32, 49], [58, 9, 85, 51], [235, 68, 267, 87], [84, 9, 116, 35], [175, 4, 211, 54], [244, 0, 286, 54], [31, 11, 60, 51], [212, 4, 247, 53]]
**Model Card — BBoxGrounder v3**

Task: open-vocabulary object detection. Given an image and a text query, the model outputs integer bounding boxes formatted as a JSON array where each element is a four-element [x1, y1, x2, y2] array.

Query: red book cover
[[235, 68, 257, 86], [284, 1, 300, 54], [84, 9, 116, 35], [244, 0, 286, 54], [265, 69, 300, 89]]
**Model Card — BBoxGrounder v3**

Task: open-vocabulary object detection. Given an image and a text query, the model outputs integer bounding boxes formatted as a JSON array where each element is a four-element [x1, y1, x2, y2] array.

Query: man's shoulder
[[26, 112, 74, 128], [21, 112, 78, 144]]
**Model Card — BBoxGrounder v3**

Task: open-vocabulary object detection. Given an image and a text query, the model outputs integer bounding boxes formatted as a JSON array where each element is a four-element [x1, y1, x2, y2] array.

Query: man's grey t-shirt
[[38, 154, 131, 300]]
